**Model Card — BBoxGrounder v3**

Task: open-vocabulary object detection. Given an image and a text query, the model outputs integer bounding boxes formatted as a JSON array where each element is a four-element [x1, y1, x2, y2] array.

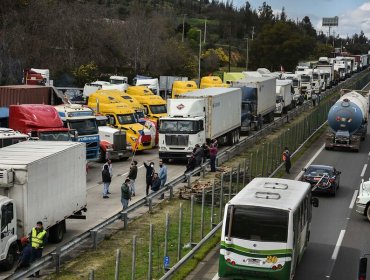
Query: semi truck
[[231, 76, 276, 133], [9, 104, 75, 141], [317, 57, 336, 87], [159, 76, 188, 98], [325, 89, 370, 152], [171, 81, 198, 98], [356, 180, 370, 221], [54, 104, 100, 160], [0, 141, 87, 269], [0, 128, 29, 148], [158, 87, 241, 161], [95, 115, 131, 162], [275, 79, 293, 116], [200, 76, 228, 89]]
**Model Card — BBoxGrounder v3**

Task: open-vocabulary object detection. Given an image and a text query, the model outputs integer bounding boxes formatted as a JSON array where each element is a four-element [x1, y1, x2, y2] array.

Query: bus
[[219, 177, 319, 280]]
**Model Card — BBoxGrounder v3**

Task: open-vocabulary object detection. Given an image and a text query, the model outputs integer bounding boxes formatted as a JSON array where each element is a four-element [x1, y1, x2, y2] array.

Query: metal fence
[[8, 71, 370, 280]]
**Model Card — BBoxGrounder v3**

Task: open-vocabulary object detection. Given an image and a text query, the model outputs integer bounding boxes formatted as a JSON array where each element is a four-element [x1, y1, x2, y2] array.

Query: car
[[301, 164, 341, 196]]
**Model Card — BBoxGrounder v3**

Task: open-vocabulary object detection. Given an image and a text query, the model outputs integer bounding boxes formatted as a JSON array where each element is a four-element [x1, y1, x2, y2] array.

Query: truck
[[223, 72, 245, 85], [95, 115, 131, 162], [135, 78, 160, 95], [54, 104, 100, 160], [333, 57, 349, 80], [200, 76, 228, 89], [0, 141, 87, 269], [275, 79, 293, 116], [159, 76, 188, 99], [23, 68, 51, 86], [158, 88, 241, 161], [0, 128, 29, 148], [126, 86, 167, 122], [231, 76, 276, 133], [83, 81, 128, 97], [325, 89, 370, 152], [281, 73, 304, 105], [171, 81, 198, 98], [356, 180, 370, 221], [317, 57, 336, 87], [9, 104, 76, 141], [299, 73, 313, 99]]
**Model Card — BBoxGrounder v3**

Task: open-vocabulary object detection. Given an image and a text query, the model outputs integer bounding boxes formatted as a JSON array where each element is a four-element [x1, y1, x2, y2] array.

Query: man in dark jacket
[[121, 178, 132, 210], [102, 164, 111, 198], [128, 160, 138, 196], [144, 161, 155, 196], [15, 237, 32, 272], [151, 173, 161, 192]]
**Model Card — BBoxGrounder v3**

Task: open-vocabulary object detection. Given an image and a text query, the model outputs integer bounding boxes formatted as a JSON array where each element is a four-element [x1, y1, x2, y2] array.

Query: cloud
[[315, 2, 370, 38]]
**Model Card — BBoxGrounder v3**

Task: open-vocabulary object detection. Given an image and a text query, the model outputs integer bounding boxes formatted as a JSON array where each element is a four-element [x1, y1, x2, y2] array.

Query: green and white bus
[[219, 177, 319, 280]]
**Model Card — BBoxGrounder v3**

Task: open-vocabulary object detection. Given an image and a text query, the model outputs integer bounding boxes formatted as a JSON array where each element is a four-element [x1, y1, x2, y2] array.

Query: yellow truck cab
[[88, 97, 153, 151], [126, 86, 167, 122], [89, 90, 146, 121], [200, 76, 229, 89], [223, 72, 245, 85], [171, 81, 198, 98]]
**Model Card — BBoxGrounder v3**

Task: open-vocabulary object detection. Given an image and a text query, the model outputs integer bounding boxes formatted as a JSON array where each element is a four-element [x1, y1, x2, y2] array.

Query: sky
[[232, 0, 370, 38]]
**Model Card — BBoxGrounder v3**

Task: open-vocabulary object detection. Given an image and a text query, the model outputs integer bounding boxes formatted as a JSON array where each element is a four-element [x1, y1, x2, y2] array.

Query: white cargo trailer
[[158, 87, 241, 161], [0, 141, 87, 269], [275, 79, 293, 116]]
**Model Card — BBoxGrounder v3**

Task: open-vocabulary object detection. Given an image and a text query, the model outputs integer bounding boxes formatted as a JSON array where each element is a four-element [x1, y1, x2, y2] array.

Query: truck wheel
[[98, 148, 106, 163], [0, 243, 17, 271], [49, 220, 66, 243]]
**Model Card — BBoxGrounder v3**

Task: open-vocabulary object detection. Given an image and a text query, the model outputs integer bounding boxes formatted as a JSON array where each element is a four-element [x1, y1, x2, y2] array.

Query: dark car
[[301, 165, 341, 196]]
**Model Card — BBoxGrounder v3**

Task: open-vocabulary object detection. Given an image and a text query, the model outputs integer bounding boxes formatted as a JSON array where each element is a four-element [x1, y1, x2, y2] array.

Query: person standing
[[184, 154, 196, 174], [15, 237, 32, 272], [144, 161, 155, 196], [158, 160, 167, 199], [102, 164, 111, 198], [128, 160, 138, 196], [193, 144, 203, 167], [312, 92, 317, 106], [102, 160, 113, 194], [121, 178, 132, 210], [209, 139, 218, 172], [29, 221, 47, 278], [282, 147, 291, 174]]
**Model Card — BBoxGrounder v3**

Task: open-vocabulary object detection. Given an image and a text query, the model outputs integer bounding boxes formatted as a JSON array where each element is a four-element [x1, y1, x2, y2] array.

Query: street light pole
[[198, 29, 202, 87], [246, 38, 249, 70]]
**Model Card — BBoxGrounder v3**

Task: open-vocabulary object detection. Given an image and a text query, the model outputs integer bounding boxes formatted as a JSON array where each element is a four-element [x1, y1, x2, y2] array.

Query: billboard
[[322, 16, 338, 27]]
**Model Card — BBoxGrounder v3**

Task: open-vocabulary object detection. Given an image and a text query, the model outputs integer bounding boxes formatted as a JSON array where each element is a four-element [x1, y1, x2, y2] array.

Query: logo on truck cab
[[177, 104, 185, 110]]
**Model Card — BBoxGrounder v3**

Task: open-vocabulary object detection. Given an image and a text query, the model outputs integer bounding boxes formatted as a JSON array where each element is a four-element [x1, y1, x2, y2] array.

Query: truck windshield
[[301, 76, 311, 82], [292, 79, 299, 87], [159, 120, 199, 133], [39, 132, 71, 141], [150, 105, 167, 114], [135, 111, 145, 119], [225, 205, 289, 243], [68, 119, 98, 135], [312, 73, 319, 80], [117, 114, 137, 125]]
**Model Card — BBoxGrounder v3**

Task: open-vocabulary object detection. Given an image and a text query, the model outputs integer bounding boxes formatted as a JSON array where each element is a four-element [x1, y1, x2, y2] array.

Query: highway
[[188, 83, 370, 280]]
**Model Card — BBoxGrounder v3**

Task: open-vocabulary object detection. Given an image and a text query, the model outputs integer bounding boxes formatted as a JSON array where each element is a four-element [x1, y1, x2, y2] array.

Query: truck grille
[[165, 135, 189, 146], [87, 142, 98, 148], [113, 132, 126, 151]]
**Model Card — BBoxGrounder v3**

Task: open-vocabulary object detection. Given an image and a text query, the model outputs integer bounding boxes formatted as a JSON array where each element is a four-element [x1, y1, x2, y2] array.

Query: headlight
[[160, 146, 167, 151]]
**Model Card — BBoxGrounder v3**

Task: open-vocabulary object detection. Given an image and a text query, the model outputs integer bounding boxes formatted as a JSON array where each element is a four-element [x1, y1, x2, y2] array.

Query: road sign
[[164, 255, 170, 269], [322, 17, 338, 27]]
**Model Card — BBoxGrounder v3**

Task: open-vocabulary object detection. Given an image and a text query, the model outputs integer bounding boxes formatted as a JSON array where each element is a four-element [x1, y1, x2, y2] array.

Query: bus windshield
[[225, 205, 289, 243], [68, 119, 98, 136], [150, 105, 167, 114]]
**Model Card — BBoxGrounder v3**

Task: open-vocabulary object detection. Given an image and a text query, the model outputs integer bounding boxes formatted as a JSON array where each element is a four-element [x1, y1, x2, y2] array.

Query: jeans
[[130, 179, 136, 194], [210, 155, 217, 172], [31, 248, 43, 276], [103, 182, 110, 196], [121, 198, 129, 209]]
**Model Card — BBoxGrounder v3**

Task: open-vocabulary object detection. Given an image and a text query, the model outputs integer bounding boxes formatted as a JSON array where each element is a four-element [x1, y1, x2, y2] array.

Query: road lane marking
[[294, 144, 325, 180], [331, 230, 345, 260], [349, 190, 359, 209], [211, 273, 219, 280], [361, 164, 368, 177]]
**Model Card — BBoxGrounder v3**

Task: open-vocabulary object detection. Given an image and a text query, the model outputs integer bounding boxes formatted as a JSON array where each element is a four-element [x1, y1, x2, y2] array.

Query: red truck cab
[[9, 104, 75, 141]]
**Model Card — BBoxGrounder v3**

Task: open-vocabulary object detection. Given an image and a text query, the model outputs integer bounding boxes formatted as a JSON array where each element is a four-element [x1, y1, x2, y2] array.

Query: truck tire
[[0, 243, 17, 271], [98, 148, 106, 163], [49, 220, 66, 243]]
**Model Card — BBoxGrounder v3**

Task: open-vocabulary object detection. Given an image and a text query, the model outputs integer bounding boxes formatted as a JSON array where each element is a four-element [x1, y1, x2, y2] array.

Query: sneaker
[[107, 192, 111, 194], [103, 196, 109, 198]]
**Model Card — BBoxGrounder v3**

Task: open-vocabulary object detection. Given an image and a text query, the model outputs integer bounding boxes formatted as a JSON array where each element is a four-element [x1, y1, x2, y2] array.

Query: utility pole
[[182, 14, 186, 43], [204, 18, 207, 44], [198, 30, 202, 87], [246, 38, 249, 70], [228, 41, 231, 72], [251, 26, 255, 40]]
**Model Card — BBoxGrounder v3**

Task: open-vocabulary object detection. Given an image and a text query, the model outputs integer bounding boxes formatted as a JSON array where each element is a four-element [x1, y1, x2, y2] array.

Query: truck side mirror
[[359, 256, 367, 280], [311, 197, 319, 207], [109, 116, 115, 125], [302, 168, 307, 172]]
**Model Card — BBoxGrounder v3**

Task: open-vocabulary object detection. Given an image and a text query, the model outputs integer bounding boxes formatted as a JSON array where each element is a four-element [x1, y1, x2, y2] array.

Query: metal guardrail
[[7, 71, 368, 279]]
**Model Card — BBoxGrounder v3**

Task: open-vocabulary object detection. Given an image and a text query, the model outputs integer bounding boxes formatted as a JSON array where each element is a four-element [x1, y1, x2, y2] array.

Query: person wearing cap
[[15, 237, 32, 272], [29, 221, 47, 277]]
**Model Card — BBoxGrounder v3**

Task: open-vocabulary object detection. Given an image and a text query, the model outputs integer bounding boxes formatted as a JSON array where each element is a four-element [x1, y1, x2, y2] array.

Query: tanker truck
[[325, 89, 370, 152]]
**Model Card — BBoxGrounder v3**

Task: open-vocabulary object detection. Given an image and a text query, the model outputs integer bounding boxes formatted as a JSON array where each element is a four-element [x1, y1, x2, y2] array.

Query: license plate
[[118, 153, 123, 156]]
